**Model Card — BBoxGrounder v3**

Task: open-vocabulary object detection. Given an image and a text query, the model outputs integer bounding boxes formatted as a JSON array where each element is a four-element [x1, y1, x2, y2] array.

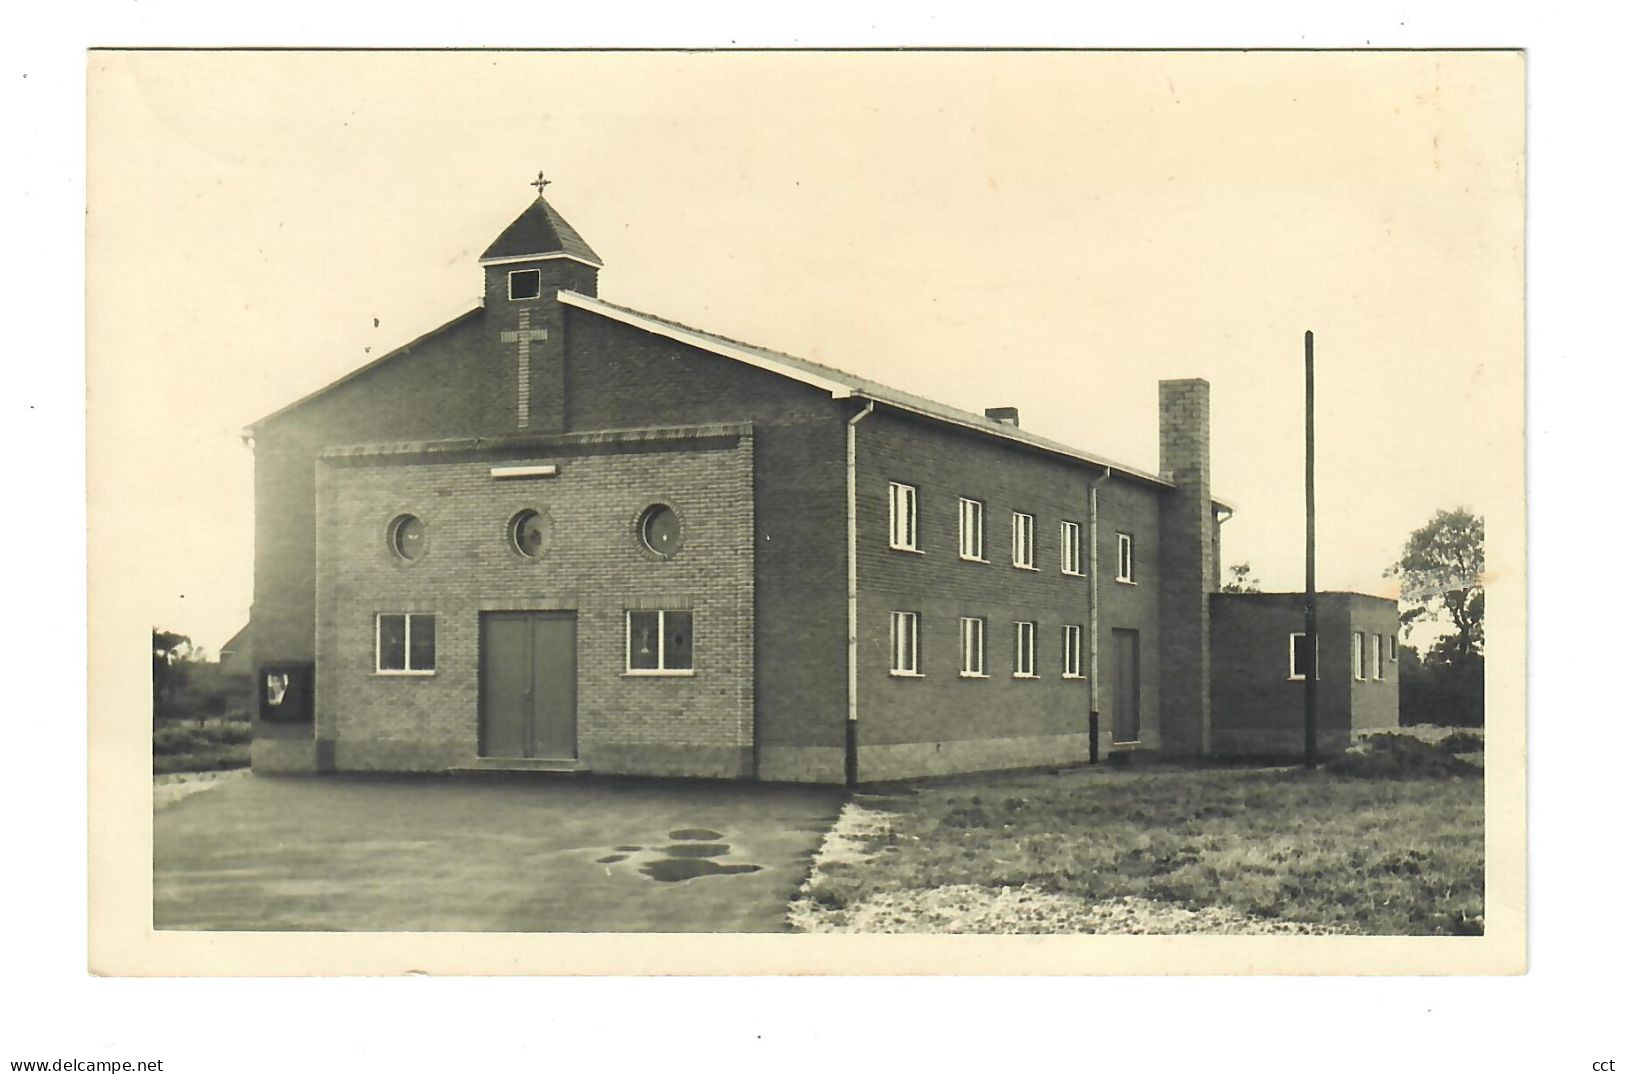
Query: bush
[[1436, 730, 1485, 754], [1324, 733, 1482, 780], [153, 725, 204, 755]]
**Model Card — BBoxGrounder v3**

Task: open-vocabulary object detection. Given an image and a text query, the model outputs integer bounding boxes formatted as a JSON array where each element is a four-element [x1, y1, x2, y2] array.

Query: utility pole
[[1304, 330, 1318, 768]]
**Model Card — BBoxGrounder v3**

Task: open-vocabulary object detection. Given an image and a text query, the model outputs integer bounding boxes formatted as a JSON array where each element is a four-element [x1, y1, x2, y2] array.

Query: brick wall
[[481, 258, 599, 433], [851, 408, 1168, 778], [1095, 478, 1165, 750], [252, 310, 516, 760], [564, 310, 851, 781], [1348, 594, 1401, 732], [1157, 379, 1214, 757], [1208, 592, 1401, 756], [314, 425, 755, 777]]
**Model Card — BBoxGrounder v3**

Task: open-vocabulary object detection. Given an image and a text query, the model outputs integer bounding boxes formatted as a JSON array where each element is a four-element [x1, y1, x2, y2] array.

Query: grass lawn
[[812, 764, 1484, 935]]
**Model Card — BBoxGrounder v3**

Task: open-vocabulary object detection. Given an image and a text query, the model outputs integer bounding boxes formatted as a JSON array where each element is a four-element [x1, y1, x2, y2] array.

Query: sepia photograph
[[85, 48, 1524, 972]]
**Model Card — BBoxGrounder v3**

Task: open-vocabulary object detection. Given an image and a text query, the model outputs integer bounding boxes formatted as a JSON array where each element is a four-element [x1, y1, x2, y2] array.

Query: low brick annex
[[244, 181, 1398, 783]]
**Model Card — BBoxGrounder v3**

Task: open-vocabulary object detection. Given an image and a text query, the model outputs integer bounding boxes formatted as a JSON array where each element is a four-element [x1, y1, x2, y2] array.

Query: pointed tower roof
[[480, 175, 603, 267]]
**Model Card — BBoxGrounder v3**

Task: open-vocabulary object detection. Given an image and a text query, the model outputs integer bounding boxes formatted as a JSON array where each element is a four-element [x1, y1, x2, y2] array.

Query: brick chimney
[[1157, 378, 1215, 757], [479, 181, 602, 433]]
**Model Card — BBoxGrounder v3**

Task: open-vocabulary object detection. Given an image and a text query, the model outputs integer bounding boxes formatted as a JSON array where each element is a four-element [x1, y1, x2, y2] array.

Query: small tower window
[[508, 269, 542, 301]]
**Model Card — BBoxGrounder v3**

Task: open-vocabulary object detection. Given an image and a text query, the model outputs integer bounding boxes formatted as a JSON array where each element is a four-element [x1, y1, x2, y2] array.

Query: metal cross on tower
[[531, 170, 551, 196]]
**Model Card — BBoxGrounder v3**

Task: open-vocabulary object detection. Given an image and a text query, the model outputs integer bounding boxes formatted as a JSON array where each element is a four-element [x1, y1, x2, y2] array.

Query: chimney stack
[[1157, 379, 1214, 757], [984, 407, 1020, 427]]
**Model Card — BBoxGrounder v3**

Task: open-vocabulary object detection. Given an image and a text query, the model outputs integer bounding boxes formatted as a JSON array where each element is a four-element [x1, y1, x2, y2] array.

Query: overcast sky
[[87, 50, 1522, 653]]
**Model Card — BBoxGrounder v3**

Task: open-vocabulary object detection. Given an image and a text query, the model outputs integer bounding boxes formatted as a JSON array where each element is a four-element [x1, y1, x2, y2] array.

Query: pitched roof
[[480, 196, 603, 266], [248, 307, 482, 430], [558, 291, 1181, 492]]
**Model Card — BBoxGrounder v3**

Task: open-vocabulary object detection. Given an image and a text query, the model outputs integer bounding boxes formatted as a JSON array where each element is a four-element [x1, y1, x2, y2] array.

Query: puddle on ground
[[590, 828, 762, 882], [660, 843, 730, 859], [668, 828, 724, 841], [641, 858, 763, 883]]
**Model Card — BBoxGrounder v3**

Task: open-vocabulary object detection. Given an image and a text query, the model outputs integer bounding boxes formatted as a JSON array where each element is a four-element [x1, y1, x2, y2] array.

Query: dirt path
[[153, 768, 251, 810]]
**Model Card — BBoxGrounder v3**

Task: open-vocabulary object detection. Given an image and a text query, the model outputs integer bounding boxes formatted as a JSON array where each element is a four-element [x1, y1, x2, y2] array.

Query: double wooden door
[[479, 612, 577, 759]]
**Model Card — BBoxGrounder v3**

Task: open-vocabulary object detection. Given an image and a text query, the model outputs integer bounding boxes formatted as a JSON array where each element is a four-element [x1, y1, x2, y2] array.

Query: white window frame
[[1353, 631, 1367, 681], [1011, 511, 1036, 570], [507, 268, 542, 301], [1288, 631, 1321, 681], [1388, 634, 1398, 662], [958, 497, 986, 561], [1062, 624, 1086, 679], [890, 611, 921, 677], [888, 482, 919, 551], [1373, 634, 1386, 681], [1061, 520, 1084, 575], [1116, 532, 1136, 583], [959, 616, 986, 678], [624, 609, 696, 676], [375, 612, 436, 676], [1013, 620, 1038, 678]]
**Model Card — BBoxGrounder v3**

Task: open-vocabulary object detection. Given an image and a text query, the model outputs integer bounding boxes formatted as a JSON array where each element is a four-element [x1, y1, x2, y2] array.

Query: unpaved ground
[[787, 799, 1349, 935]]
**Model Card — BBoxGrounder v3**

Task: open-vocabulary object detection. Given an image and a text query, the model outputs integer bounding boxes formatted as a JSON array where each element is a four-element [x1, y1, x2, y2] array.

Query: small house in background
[[217, 623, 252, 681], [244, 176, 1397, 782]]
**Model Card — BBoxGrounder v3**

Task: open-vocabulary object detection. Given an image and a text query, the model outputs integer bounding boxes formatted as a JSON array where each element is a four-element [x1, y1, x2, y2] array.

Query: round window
[[510, 509, 551, 559], [639, 504, 682, 557], [388, 514, 426, 561]]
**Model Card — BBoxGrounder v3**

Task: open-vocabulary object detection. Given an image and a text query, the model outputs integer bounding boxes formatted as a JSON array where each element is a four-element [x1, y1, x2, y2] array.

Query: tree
[[152, 628, 192, 713], [1386, 509, 1485, 727], [1386, 507, 1484, 666], [1221, 562, 1262, 593]]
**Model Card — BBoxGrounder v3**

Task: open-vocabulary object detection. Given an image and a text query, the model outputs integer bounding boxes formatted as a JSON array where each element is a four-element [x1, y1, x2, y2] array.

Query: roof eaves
[[478, 251, 605, 269], [245, 306, 483, 433]]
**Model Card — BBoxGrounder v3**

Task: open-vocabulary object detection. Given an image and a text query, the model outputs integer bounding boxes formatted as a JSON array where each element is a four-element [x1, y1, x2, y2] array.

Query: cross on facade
[[531, 170, 551, 196], [502, 308, 549, 429]]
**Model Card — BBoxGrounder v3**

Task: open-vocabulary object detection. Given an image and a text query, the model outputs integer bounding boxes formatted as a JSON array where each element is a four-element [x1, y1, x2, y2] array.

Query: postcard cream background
[[86, 50, 1524, 976]]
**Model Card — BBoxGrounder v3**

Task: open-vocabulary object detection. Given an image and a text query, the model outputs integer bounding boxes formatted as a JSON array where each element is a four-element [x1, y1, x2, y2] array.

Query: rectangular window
[[1061, 521, 1083, 575], [1013, 621, 1038, 678], [1389, 634, 1398, 661], [890, 611, 921, 675], [1373, 634, 1386, 680], [1353, 631, 1367, 680], [1062, 625, 1085, 678], [1288, 631, 1320, 681], [958, 497, 985, 560], [1116, 532, 1136, 583], [959, 616, 986, 677], [626, 610, 695, 673], [888, 482, 918, 551], [508, 268, 542, 300], [1012, 512, 1036, 569], [377, 613, 435, 674]]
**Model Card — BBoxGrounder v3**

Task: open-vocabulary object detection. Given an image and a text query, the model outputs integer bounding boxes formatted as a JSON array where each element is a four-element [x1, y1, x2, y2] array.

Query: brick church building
[[246, 178, 1398, 782]]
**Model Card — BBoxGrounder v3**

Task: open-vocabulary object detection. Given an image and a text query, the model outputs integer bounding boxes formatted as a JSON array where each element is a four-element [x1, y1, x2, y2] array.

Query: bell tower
[[479, 171, 602, 432]]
